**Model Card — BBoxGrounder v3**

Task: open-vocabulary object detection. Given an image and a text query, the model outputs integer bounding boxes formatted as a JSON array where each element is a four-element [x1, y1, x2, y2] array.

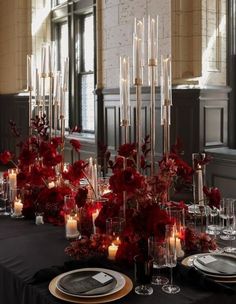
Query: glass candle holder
[[11, 188, 24, 219], [106, 217, 125, 240], [65, 214, 80, 240]]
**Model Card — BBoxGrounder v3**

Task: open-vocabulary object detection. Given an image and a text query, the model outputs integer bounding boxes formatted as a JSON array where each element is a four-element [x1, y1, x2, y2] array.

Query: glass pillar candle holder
[[106, 217, 125, 240], [65, 214, 80, 240], [11, 189, 24, 219]]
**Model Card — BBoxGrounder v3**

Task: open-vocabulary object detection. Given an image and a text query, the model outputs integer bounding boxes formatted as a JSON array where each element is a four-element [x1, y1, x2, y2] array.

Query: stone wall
[[0, 0, 31, 94], [101, 0, 171, 89], [171, 0, 227, 86]]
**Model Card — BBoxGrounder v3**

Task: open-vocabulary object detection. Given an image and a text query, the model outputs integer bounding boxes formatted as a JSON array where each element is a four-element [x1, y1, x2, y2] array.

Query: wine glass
[[205, 206, 223, 253], [134, 254, 153, 296], [219, 198, 236, 253], [162, 224, 180, 294], [148, 237, 169, 285]]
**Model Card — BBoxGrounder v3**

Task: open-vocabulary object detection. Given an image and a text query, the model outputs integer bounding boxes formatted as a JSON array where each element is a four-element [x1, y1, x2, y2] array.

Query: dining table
[[0, 216, 236, 304]]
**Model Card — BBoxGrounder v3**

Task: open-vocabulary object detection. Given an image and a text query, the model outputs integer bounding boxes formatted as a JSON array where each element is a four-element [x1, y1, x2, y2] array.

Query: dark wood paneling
[[105, 106, 117, 151], [204, 106, 224, 146]]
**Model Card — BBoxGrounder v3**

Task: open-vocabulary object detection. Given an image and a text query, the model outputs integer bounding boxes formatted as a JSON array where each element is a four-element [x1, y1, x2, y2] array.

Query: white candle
[[14, 198, 23, 216], [108, 243, 118, 260], [8, 169, 17, 189], [63, 57, 69, 92], [92, 209, 99, 234], [35, 68, 40, 102], [170, 236, 184, 258], [66, 217, 78, 238], [35, 215, 44, 225], [41, 44, 47, 76], [162, 56, 172, 105], [120, 56, 130, 124], [27, 55, 33, 90], [148, 15, 158, 62], [197, 168, 204, 206], [93, 164, 98, 198]]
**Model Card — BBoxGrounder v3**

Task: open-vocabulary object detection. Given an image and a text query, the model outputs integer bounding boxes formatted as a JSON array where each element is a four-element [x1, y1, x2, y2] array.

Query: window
[[51, 0, 96, 134], [55, 22, 69, 128], [76, 14, 95, 132]]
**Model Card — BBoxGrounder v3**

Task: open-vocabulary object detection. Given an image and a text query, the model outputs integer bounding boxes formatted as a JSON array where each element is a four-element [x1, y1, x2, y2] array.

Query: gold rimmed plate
[[55, 268, 125, 298], [49, 272, 133, 304]]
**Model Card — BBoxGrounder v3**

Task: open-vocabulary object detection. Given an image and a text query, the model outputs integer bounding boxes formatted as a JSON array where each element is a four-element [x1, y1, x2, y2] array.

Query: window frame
[[51, 0, 96, 135]]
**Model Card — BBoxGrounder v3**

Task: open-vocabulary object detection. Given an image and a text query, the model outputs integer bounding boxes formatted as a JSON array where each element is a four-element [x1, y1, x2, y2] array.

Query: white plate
[[55, 268, 126, 299], [193, 253, 236, 276]]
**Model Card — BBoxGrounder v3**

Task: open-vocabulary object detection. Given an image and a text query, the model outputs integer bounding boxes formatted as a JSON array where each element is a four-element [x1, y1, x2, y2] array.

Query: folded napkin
[[176, 263, 236, 295]]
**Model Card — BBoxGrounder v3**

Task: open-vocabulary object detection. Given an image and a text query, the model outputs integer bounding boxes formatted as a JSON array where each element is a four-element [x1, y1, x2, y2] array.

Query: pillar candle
[[14, 198, 23, 216], [8, 169, 17, 189], [66, 217, 78, 238], [108, 243, 118, 260]]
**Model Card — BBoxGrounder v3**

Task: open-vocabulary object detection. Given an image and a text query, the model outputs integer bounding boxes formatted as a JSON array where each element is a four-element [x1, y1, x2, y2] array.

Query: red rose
[[0, 150, 12, 164], [70, 139, 81, 152]]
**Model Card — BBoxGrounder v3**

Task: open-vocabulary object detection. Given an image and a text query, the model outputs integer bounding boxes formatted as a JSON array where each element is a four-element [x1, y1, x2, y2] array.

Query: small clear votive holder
[[35, 212, 44, 225], [65, 214, 80, 240], [106, 217, 125, 240], [10, 188, 24, 219]]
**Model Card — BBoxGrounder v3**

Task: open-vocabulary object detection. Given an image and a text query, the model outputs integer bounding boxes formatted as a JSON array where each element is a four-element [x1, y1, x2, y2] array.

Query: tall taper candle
[[148, 15, 158, 66], [41, 44, 47, 77], [120, 56, 130, 144], [63, 57, 69, 92], [27, 55, 33, 91]]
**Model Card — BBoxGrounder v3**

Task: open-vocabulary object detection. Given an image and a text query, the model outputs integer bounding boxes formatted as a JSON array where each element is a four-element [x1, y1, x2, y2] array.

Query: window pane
[[57, 22, 69, 129], [83, 15, 94, 72], [81, 74, 94, 132]]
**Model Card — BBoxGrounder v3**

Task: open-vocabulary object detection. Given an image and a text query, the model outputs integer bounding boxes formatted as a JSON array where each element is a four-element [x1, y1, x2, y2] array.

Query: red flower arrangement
[[0, 117, 217, 262]]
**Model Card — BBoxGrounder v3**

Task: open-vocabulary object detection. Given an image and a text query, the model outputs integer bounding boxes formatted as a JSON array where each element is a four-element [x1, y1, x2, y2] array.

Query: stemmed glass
[[148, 237, 169, 285], [206, 205, 223, 252], [162, 224, 180, 294], [134, 254, 154, 296], [219, 198, 236, 253]]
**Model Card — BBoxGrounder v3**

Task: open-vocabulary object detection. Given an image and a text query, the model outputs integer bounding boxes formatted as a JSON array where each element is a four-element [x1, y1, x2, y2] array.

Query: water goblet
[[220, 198, 236, 253], [148, 237, 169, 285], [162, 224, 180, 294], [134, 254, 154, 296]]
